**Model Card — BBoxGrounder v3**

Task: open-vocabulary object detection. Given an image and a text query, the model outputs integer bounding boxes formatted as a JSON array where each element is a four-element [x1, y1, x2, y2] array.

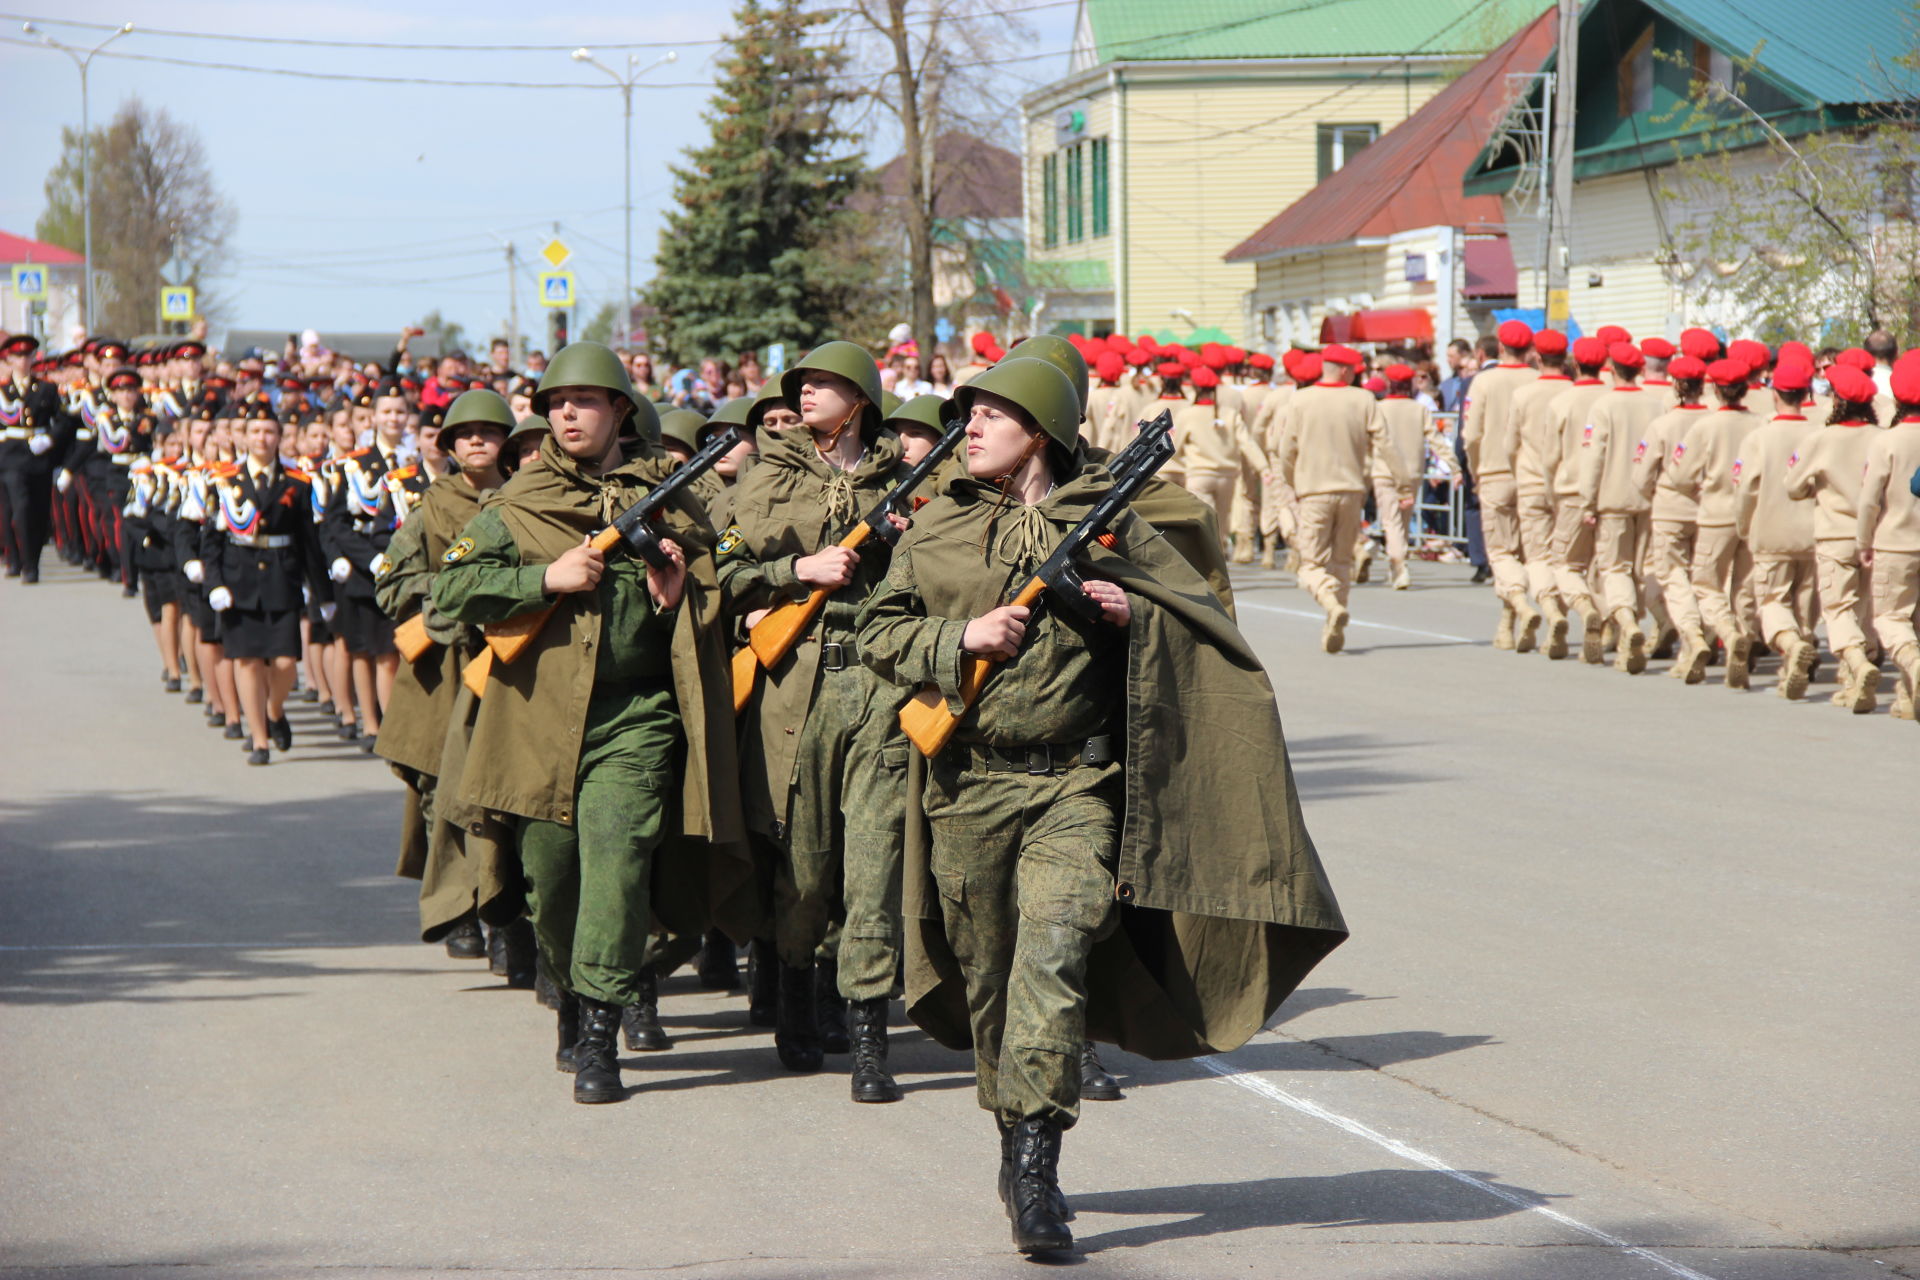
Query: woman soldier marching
[[857, 357, 1347, 1256], [718, 342, 915, 1101]]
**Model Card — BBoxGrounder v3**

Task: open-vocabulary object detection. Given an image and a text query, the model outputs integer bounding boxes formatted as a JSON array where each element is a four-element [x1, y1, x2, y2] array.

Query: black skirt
[[221, 605, 302, 660], [139, 571, 180, 624], [335, 592, 396, 657]]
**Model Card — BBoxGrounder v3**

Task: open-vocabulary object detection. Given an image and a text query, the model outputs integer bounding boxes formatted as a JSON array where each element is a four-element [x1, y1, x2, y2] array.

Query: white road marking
[[1197, 1055, 1721, 1280], [0, 940, 374, 952], [1238, 601, 1478, 645]]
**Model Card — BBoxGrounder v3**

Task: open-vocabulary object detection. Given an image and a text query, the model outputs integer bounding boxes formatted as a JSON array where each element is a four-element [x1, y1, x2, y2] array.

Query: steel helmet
[[657, 407, 706, 453], [533, 341, 659, 442], [702, 394, 753, 436], [745, 383, 793, 430], [507, 413, 550, 443], [953, 357, 1081, 452], [885, 392, 952, 437], [779, 341, 883, 434], [1006, 334, 1089, 416], [440, 388, 515, 443]]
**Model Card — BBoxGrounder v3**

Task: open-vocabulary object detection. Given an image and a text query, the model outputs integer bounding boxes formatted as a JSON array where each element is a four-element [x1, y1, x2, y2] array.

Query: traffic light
[[549, 309, 569, 352]]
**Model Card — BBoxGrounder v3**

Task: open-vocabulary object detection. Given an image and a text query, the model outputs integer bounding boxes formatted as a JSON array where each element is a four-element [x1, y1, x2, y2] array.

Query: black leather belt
[[819, 639, 856, 671], [949, 734, 1119, 776]]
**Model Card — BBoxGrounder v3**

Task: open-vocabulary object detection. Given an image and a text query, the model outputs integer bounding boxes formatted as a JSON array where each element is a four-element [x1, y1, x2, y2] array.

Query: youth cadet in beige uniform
[[1668, 359, 1765, 690], [1374, 363, 1429, 589], [1229, 353, 1276, 564], [1274, 344, 1410, 652], [1255, 353, 1306, 572], [1731, 360, 1820, 698], [1086, 351, 1142, 454], [1460, 320, 1541, 647], [1175, 365, 1246, 544], [1855, 359, 1920, 720], [1508, 329, 1572, 654], [1542, 338, 1613, 662], [1575, 341, 1662, 673], [1786, 361, 1882, 702], [1632, 354, 1712, 681]]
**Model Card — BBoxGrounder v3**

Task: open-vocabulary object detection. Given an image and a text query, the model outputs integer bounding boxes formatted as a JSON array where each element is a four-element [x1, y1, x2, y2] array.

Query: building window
[[1619, 24, 1654, 116], [1043, 152, 1058, 249], [1691, 39, 1732, 94], [1316, 123, 1378, 181], [1090, 138, 1110, 238], [1066, 145, 1085, 243]]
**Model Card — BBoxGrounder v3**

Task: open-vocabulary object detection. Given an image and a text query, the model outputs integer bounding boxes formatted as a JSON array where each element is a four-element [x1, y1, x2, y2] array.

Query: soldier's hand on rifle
[[544, 535, 605, 595], [647, 537, 686, 611], [1082, 578, 1131, 626], [886, 512, 911, 534], [962, 604, 1030, 660], [796, 545, 859, 589]]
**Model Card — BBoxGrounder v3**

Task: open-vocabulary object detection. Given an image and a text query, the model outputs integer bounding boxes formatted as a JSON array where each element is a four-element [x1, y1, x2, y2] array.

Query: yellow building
[[1022, 0, 1543, 341]]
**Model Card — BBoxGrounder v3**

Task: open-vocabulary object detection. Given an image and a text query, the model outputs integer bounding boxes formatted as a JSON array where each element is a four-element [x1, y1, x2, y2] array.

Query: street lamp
[[570, 47, 676, 347], [24, 20, 136, 334]]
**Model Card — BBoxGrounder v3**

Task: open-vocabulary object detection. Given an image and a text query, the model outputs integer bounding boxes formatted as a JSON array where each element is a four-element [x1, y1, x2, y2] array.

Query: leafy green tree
[[644, 0, 874, 363], [579, 300, 619, 346], [416, 309, 467, 357]]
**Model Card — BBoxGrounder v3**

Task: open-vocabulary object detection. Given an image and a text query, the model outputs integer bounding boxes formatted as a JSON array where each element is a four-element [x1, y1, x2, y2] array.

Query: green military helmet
[[745, 382, 792, 430], [954, 357, 1081, 452], [508, 413, 550, 443], [778, 340, 883, 433], [702, 393, 753, 444], [1006, 334, 1089, 416], [440, 388, 515, 443], [533, 341, 660, 442], [658, 407, 705, 453], [884, 392, 951, 438], [880, 390, 903, 417]]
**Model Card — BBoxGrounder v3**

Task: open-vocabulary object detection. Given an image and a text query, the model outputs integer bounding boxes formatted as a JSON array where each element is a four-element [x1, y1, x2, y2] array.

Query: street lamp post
[[570, 47, 676, 346], [24, 21, 136, 333]]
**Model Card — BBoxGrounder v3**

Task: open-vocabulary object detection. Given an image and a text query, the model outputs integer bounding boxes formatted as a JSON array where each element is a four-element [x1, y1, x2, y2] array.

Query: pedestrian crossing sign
[[12, 265, 47, 301], [161, 286, 196, 321], [538, 271, 575, 309]]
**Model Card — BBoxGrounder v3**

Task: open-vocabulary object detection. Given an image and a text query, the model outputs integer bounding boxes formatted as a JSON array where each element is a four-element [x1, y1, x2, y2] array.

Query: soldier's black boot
[[1079, 1041, 1124, 1101], [847, 997, 902, 1103], [571, 998, 624, 1103], [774, 961, 822, 1072], [746, 938, 777, 1027], [500, 918, 537, 989], [696, 928, 741, 990], [554, 992, 581, 1072], [996, 1116, 1073, 1223], [621, 972, 672, 1052], [487, 923, 510, 976], [443, 915, 485, 960], [814, 958, 850, 1054], [1009, 1117, 1073, 1255]]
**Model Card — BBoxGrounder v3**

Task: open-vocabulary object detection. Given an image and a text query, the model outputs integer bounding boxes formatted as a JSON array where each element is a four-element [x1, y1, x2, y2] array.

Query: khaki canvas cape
[[893, 466, 1345, 1059], [453, 433, 751, 939]]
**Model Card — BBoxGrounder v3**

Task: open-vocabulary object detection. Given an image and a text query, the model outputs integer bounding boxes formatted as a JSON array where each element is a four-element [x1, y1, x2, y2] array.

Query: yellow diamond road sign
[[541, 239, 572, 269]]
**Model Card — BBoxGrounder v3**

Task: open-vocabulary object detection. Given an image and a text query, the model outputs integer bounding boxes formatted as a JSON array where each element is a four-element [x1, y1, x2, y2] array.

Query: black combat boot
[[487, 922, 510, 977], [554, 992, 581, 1072], [847, 997, 902, 1103], [500, 918, 537, 989], [1008, 1117, 1073, 1255], [746, 938, 778, 1027], [696, 928, 741, 990], [571, 997, 624, 1103], [1079, 1041, 1124, 1101], [814, 958, 850, 1054], [775, 961, 822, 1072], [443, 915, 486, 960], [621, 972, 672, 1052], [997, 1116, 1074, 1223]]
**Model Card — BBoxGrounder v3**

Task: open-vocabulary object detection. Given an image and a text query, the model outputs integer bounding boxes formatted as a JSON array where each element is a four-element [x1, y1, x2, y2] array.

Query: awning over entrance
[[1318, 308, 1435, 345]]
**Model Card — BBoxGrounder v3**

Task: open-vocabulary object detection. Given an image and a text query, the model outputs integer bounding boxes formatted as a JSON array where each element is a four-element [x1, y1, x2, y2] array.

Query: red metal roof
[[1225, 9, 1555, 263], [1462, 235, 1518, 297], [0, 231, 85, 266]]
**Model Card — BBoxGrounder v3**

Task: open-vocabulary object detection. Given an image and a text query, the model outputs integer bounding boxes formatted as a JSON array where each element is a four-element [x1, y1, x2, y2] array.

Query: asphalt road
[[2, 555, 1914, 1280]]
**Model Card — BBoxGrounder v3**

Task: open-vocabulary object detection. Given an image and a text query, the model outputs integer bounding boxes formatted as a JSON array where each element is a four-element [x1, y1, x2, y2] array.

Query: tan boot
[[1354, 544, 1373, 583], [1391, 560, 1410, 591], [1259, 544, 1276, 570], [1895, 643, 1920, 695], [1580, 612, 1606, 664], [1672, 631, 1711, 684], [1726, 634, 1753, 690], [1321, 606, 1349, 654], [1231, 534, 1254, 566], [1513, 599, 1542, 653], [1778, 636, 1814, 700], [1493, 600, 1516, 650], [1837, 647, 1881, 713], [1285, 548, 1302, 578], [1650, 626, 1680, 661], [1613, 609, 1647, 674], [1890, 674, 1916, 721], [1541, 597, 1569, 660]]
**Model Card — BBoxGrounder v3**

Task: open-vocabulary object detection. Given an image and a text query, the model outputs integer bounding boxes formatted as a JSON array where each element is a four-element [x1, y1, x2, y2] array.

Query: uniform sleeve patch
[[443, 536, 476, 564], [716, 525, 745, 557]]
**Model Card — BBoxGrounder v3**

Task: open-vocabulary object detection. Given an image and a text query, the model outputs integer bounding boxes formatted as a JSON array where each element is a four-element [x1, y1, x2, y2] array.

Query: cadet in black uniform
[[1, 334, 62, 582]]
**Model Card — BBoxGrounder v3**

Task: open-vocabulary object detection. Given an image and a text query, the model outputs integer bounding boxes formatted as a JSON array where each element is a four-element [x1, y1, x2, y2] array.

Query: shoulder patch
[[443, 536, 476, 564], [715, 525, 745, 557]]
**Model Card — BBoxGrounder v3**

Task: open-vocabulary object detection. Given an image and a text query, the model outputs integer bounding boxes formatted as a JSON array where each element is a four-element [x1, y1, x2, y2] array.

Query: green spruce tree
[[645, 0, 872, 362]]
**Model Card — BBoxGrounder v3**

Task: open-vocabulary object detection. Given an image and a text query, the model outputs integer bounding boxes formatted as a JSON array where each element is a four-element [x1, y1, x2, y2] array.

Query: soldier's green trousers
[[518, 685, 679, 1007], [924, 753, 1121, 1128]]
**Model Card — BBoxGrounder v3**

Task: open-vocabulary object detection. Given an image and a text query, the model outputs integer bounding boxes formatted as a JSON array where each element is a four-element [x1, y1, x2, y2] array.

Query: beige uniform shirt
[[953, 360, 994, 387], [1732, 415, 1817, 555], [1669, 407, 1764, 528], [1276, 383, 1407, 496], [1784, 421, 1877, 542], [1374, 397, 1430, 490], [1173, 397, 1248, 476], [1461, 363, 1539, 478], [1086, 382, 1144, 454], [1855, 419, 1920, 552], [1510, 374, 1572, 494], [1576, 386, 1662, 515], [1633, 405, 1707, 523], [1544, 380, 1611, 498]]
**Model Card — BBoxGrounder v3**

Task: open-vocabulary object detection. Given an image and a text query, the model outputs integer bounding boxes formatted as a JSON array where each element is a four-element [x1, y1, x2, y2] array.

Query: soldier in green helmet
[[857, 355, 1346, 1257], [508, 414, 549, 471], [716, 340, 913, 1102], [433, 341, 745, 1104]]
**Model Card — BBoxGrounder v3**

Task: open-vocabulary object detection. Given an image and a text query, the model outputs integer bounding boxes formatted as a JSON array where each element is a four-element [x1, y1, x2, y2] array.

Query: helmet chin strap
[[810, 400, 865, 455], [994, 430, 1048, 494]]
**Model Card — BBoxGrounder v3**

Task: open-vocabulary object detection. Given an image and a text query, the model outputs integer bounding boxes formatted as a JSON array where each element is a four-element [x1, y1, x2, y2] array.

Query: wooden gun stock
[[482, 524, 625, 665], [730, 645, 758, 716], [896, 577, 1047, 757], [393, 612, 435, 664], [462, 648, 493, 699], [744, 521, 873, 669]]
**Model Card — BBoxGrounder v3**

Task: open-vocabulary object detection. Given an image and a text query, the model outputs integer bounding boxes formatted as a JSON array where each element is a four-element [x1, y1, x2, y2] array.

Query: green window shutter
[[1066, 146, 1084, 243], [1091, 139, 1109, 238], [1043, 152, 1058, 249]]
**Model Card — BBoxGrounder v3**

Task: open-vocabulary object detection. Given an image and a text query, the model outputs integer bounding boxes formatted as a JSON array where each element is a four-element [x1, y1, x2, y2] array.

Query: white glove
[[369, 552, 390, 578], [55, 469, 71, 494], [319, 602, 337, 624], [184, 559, 205, 584], [209, 586, 233, 612], [302, 584, 312, 606], [28, 433, 52, 456], [329, 557, 352, 583]]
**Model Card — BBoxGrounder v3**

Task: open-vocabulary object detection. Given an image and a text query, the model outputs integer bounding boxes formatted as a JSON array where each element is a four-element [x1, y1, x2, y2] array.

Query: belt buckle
[[820, 641, 846, 671], [1026, 746, 1053, 776]]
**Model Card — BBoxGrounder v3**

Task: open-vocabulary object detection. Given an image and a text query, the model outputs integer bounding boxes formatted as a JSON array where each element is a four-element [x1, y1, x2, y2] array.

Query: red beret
[[1668, 355, 1707, 380], [1225, 346, 1246, 364], [1094, 352, 1124, 381], [1104, 332, 1130, 354], [1680, 329, 1720, 360], [1571, 337, 1608, 367], [1362, 374, 1388, 394], [1190, 366, 1220, 388], [1891, 362, 1920, 404], [1383, 363, 1415, 381], [1294, 353, 1324, 383], [1177, 348, 1202, 369], [1728, 339, 1770, 371], [1827, 364, 1877, 404], [1156, 361, 1186, 380], [1202, 348, 1228, 370], [1835, 347, 1874, 371], [1248, 352, 1275, 371], [1322, 344, 1363, 366], [1639, 337, 1675, 359], [1707, 358, 1750, 387], [1136, 335, 1160, 355], [1281, 349, 1306, 378], [1771, 361, 1812, 392], [1777, 340, 1813, 366], [1125, 347, 1152, 368], [1532, 329, 1568, 356], [970, 331, 998, 358], [1609, 342, 1644, 370], [1497, 319, 1533, 348], [1595, 325, 1631, 344]]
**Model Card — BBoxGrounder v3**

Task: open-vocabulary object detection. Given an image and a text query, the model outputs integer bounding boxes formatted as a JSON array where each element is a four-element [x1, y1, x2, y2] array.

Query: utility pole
[[505, 241, 521, 369], [571, 47, 677, 347], [1544, 0, 1577, 328]]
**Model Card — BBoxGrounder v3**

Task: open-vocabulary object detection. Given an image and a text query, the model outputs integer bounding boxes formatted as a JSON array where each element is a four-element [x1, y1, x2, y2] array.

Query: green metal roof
[[1636, 0, 1920, 106], [1081, 0, 1546, 62]]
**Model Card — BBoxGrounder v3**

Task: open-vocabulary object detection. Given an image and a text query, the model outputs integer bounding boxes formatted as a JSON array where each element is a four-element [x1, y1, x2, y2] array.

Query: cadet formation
[[7, 315, 1917, 1255]]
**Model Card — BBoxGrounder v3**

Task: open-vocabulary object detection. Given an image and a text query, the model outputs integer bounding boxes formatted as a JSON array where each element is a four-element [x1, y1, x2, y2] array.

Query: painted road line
[[1197, 1055, 1720, 1280], [1238, 601, 1479, 645]]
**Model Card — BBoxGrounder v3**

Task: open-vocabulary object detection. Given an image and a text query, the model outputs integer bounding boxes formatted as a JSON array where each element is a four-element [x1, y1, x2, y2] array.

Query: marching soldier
[[1172, 365, 1246, 546], [1085, 351, 1140, 454], [1731, 362, 1819, 698], [1542, 338, 1613, 662], [1575, 342, 1662, 673], [1, 334, 62, 582], [1633, 354, 1712, 681], [1786, 361, 1883, 702], [1461, 320, 1541, 647], [1800, 364, 1889, 712], [1374, 363, 1429, 590], [1856, 360, 1920, 720], [1669, 359, 1766, 690], [1509, 329, 1572, 652]]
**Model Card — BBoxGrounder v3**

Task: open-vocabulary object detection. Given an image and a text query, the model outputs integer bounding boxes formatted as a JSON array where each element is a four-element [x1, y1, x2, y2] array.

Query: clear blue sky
[[1, 0, 1078, 350]]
